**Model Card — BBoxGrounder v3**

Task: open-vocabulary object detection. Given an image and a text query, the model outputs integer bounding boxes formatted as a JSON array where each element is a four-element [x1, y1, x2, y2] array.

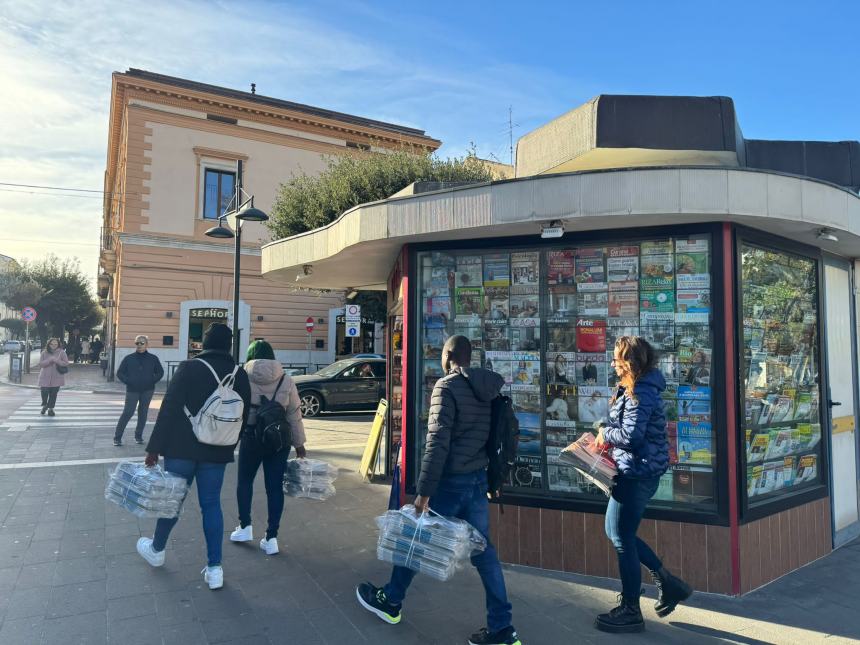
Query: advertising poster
[[548, 286, 577, 321], [575, 318, 607, 353], [455, 256, 482, 288], [547, 326, 578, 353], [578, 386, 610, 423], [511, 252, 540, 288], [547, 352, 575, 384], [607, 246, 640, 290], [577, 291, 609, 316], [547, 250, 575, 285], [576, 357, 608, 386], [545, 384, 578, 425], [455, 287, 484, 320], [482, 253, 510, 287], [640, 254, 675, 289], [575, 248, 607, 291], [608, 291, 639, 318]]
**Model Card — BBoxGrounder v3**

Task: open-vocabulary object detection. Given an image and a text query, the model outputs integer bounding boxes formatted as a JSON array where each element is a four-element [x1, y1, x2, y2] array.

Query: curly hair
[[613, 336, 658, 399]]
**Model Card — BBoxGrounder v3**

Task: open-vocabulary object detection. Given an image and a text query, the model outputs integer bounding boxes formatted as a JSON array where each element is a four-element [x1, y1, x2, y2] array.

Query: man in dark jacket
[[357, 336, 521, 645], [114, 335, 164, 446], [136, 324, 251, 591]]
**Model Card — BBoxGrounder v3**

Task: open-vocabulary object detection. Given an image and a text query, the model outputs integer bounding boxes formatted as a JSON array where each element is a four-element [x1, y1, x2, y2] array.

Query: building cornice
[[118, 232, 261, 256]]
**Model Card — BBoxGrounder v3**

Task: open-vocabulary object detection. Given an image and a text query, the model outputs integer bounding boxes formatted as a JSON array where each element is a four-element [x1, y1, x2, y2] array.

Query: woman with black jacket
[[135, 324, 251, 590]]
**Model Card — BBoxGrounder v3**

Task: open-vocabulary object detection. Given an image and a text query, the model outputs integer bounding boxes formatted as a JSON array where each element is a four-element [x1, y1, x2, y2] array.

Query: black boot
[[594, 594, 644, 633], [652, 566, 692, 617]]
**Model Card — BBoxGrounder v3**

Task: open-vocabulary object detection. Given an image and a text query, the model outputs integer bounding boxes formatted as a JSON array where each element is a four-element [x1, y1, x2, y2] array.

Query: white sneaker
[[136, 537, 165, 567], [259, 537, 279, 555], [202, 565, 223, 590], [230, 524, 253, 542]]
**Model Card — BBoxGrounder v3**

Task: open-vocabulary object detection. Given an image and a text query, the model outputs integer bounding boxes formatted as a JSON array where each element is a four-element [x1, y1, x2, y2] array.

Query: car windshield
[[314, 359, 361, 378]]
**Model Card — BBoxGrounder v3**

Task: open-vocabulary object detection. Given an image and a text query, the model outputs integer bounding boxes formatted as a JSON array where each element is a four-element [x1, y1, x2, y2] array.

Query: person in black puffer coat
[[594, 336, 692, 634], [136, 324, 251, 591]]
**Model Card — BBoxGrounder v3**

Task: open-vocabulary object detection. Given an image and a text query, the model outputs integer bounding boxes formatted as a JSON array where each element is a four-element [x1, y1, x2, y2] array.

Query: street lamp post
[[204, 160, 269, 363]]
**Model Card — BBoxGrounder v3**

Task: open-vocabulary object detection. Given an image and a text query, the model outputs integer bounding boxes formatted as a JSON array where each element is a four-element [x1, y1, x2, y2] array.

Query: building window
[[203, 169, 236, 220], [415, 233, 717, 510]]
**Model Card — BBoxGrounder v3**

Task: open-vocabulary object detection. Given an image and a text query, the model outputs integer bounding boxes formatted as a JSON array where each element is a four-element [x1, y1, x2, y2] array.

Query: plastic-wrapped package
[[283, 458, 338, 500], [375, 505, 487, 581], [558, 432, 618, 495], [105, 461, 188, 518]]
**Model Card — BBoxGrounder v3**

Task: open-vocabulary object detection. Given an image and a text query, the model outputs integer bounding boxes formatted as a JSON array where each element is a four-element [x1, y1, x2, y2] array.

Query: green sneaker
[[356, 582, 401, 624]]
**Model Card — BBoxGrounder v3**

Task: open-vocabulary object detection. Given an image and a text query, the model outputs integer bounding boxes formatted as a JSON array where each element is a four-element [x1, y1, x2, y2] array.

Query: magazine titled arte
[[574, 248, 607, 291], [575, 318, 607, 353], [607, 246, 639, 291]]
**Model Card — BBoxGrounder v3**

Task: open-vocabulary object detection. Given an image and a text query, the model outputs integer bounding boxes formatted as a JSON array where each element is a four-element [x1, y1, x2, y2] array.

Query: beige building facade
[[100, 69, 439, 374]]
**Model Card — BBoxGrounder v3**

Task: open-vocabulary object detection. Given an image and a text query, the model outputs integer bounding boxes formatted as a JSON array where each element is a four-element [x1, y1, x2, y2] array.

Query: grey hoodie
[[417, 366, 504, 497], [244, 359, 306, 448]]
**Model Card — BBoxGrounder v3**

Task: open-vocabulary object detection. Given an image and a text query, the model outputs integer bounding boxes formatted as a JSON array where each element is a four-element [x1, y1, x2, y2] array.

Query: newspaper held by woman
[[558, 431, 618, 495]]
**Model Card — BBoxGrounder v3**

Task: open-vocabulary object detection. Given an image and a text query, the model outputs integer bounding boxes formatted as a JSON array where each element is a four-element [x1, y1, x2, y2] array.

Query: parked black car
[[294, 357, 386, 417]]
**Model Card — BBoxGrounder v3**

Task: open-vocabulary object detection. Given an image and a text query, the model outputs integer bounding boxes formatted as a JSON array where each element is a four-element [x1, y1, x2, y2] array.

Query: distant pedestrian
[[594, 336, 692, 633], [230, 340, 306, 555], [90, 337, 104, 364], [136, 324, 251, 591], [80, 338, 91, 364], [37, 338, 69, 416], [114, 335, 164, 446], [356, 335, 521, 645]]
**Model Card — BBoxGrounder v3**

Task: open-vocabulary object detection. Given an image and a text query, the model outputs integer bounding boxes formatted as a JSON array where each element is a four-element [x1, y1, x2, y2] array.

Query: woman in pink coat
[[38, 338, 69, 416]]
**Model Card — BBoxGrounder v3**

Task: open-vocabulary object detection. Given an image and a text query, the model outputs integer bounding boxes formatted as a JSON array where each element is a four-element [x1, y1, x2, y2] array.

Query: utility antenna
[[507, 106, 519, 166]]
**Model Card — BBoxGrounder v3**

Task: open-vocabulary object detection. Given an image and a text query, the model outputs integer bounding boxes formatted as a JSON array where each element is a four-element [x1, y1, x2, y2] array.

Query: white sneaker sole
[[203, 571, 223, 590], [136, 538, 164, 567], [355, 587, 399, 625], [230, 535, 253, 542], [260, 540, 279, 555]]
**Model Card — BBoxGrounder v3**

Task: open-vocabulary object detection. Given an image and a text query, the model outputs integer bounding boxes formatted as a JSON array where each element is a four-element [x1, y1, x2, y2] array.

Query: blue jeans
[[605, 475, 663, 599], [152, 458, 226, 567], [384, 470, 513, 632], [236, 436, 289, 539]]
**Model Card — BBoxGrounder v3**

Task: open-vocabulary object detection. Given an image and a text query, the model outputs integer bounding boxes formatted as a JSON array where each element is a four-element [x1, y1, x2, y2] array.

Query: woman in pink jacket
[[38, 338, 69, 416]]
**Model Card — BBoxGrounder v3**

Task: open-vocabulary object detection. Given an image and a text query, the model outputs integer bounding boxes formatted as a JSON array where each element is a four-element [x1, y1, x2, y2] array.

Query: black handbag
[[56, 365, 69, 375]]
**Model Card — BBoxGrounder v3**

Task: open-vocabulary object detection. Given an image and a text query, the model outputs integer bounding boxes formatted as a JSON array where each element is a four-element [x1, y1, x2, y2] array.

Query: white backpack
[[183, 358, 244, 446]]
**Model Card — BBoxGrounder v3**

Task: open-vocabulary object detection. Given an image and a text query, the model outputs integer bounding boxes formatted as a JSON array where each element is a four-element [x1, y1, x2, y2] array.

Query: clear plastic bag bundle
[[283, 458, 338, 500], [105, 461, 188, 518], [558, 432, 618, 495], [375, 505, 487, 581]]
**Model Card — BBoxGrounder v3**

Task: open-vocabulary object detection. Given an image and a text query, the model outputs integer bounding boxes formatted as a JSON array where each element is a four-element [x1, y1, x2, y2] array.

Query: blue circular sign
[[21, 307, 37, 322]]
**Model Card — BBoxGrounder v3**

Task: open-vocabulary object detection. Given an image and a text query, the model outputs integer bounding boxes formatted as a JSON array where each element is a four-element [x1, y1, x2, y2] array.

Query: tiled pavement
[[0, 388, 858, 644]]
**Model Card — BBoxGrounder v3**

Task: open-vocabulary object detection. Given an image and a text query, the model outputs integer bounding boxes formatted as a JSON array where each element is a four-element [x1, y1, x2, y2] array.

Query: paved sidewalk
[[4, 362, 159, 394], [0, 397, 856, 644]]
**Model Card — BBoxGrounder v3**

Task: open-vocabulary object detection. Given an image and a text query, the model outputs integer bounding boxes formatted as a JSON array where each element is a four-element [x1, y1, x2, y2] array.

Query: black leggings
[[40, 387, 60, 409]]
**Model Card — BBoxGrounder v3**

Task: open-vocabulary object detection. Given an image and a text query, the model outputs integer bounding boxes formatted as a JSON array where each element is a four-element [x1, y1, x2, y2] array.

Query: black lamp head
[[204, 225, 235, 239], [236, 203, 269, 222]]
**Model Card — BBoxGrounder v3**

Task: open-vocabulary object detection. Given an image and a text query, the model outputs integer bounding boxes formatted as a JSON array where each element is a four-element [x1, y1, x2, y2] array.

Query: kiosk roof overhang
[[261, 167, 860, 291]]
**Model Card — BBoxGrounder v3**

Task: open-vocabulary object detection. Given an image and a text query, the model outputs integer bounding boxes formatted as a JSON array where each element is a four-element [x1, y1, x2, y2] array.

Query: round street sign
[[21, 307, 37, 322], [345, 304, 360, 317], [305, 317, 314, 333]]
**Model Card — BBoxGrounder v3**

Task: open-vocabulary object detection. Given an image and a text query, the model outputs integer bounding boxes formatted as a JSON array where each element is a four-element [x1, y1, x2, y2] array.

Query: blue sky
[[1, 0, 858, 280]]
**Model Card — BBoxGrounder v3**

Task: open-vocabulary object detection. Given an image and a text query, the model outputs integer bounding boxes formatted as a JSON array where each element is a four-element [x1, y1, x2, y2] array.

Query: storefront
[[261, 95, 860, 595]]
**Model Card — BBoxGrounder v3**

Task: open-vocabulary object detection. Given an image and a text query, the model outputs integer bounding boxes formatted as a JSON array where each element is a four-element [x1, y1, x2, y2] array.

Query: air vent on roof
[[346, 141, 371, 151], [207, 114, 238, 125]]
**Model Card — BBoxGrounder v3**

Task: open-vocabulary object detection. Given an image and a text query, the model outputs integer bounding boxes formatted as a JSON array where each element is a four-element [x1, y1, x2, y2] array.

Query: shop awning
[[261, 167, 860, 290]]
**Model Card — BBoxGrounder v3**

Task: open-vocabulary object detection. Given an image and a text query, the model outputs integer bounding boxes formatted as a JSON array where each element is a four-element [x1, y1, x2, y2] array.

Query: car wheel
[[300, 392, 322, 417]]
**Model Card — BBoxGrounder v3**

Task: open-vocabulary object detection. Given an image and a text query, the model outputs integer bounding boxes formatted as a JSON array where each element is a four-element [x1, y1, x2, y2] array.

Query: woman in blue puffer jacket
[[594, 336, 692, 634]]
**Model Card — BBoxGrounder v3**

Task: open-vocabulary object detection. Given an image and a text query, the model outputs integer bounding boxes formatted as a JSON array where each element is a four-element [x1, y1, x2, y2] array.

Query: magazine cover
[[640, 254, 675, 289], [455, 256, 482, 288], [482, 253, 510, 287], [607, 246, 639, 290], [793, 391, 812, 421], [546, 465, 588, 493], [677, 417, 713, 465], [547, 352, 575, 385], [548, 286, 577, 321], [641, 240, 674, 255], [483, 325, 510, 351], [667, 421, 679, 464], [455, 287, 483, 320], [545, 384, 578, 425], [675, 251, 710, 290], [546, 428, 580, 449], [608, 291, 639, 318], [484, 287, 510, 324], [511, 360, 541, 390], [640, 289, 675, 315], [575, 318, 607, 353], [577, 291, 609, 317], [547, 250, 575, 285], [680, 350, 711, 385], [574, 248, 607, 291], [513, 391, 541, 414], [547, 326, 578, 353], [677, 397, 711, 417], [676, 290, 711, 314], [510, 326, 540, 352], [675, 237, 709, 254], [511, 252, 540, 287], [747, 431, 770, 463], [453, 324, 482, 347], [427, 265, 453, 289], [653, 471, 674, 501], [423, 327, 447, 356], [606, 319, 640, 346], [660, 353, 681, 385], [576, 358, 608, 386], [678, 384, 711, 400], [423, 311, 449, 329], [747, 464, 763, 497], [517, 429, 543, 456], [509, 292, 540, 320], [672, 466, 714, 504], [795, 454, 817, 483], [675, 322, 712, 352], [578, 386, 610, 423], [764, 427, 793, 460], [511, 455, 543, 489], [639, 322, 674, 350], [515, 410, 541, 431], [424, 295, 451, 317], [484, 357, 512, 384]]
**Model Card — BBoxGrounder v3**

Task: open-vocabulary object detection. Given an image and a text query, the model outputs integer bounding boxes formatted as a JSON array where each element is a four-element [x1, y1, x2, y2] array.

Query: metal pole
[[24, 321, 30, 374], [307, 331, 312, 373], [232, 160, 243, 363]]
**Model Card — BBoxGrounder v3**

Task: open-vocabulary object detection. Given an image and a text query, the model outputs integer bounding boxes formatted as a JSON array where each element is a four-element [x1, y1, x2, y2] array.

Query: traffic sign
[[346, 325, 359, 337], [21, 307, 37, 322], [345, 304, 361, 318], [305, 317, 314, 333]]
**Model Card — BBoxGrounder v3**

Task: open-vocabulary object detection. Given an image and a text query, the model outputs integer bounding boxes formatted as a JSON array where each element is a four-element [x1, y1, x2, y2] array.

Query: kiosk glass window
[[740, 243, 824, 506], [414, 234, 717, 510]]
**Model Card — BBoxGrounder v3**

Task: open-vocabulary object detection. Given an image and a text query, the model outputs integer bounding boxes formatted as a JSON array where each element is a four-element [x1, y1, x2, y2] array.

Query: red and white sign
[[305, 317, 314, 333], [21, 307, 37, 322]]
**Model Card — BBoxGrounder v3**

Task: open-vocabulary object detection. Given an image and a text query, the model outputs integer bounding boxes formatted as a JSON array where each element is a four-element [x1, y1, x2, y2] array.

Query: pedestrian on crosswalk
[[114, 335, 164, 446], [135, 323, 251, 591], [38, 338, 69, 417]]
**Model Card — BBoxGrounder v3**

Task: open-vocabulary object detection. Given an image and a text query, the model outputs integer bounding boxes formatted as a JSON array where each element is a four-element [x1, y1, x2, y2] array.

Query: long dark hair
[[613, 336, 658, 400]]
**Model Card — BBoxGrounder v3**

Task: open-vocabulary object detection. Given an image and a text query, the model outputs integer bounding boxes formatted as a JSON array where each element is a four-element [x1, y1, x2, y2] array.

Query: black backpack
[[486, 394, 520, 500], [251, 375, 291, 455]]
